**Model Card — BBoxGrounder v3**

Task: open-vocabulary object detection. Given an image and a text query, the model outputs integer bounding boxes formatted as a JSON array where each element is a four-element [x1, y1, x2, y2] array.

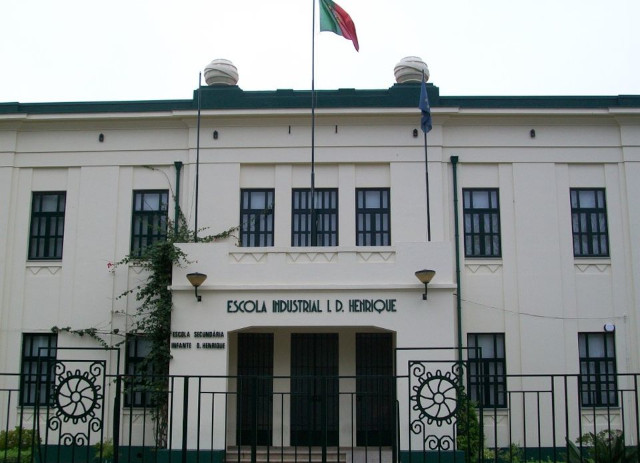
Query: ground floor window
[[579, 332, 617, 407], [20, 333, 57, 405], [125, 336, 154, 407], [467, 333, 507, 408]]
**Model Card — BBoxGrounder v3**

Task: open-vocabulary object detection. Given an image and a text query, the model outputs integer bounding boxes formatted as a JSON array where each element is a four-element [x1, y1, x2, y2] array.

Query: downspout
[[451, 156, 463, 374], [174, 161, 183, 234]]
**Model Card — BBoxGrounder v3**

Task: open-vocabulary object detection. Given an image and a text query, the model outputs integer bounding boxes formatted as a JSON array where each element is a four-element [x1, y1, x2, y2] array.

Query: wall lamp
[[415, 269, 436, 300], [186, 272, 207, 302]]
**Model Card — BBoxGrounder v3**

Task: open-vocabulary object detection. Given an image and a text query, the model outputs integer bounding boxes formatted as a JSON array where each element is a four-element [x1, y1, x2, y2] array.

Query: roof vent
[[394, 56, 429, 83], [204, 59, 239, 86]]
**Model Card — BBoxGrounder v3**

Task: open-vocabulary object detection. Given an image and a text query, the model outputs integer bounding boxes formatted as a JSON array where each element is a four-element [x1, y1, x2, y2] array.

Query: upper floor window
[[467, 333, 507, 408], [571, 188, 609, 257], [240, 189, 274, 247], [20, 333, 57, 405], [356, 188, 390, 246], [28, 192, 66, 260], [463, 189, 501, 258], [125, 336, 153, 407], [579, 332, 617, 407], [131, 190, 169, 257], [292, 189, 338, 246]]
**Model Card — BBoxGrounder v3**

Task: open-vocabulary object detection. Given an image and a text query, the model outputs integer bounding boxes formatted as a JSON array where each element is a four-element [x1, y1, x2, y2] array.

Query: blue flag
[[419, 78, 432, 133]]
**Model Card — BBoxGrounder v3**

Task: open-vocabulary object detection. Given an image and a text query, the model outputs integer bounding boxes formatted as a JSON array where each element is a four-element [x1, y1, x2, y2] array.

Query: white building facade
[[1, 60, 639, 462]]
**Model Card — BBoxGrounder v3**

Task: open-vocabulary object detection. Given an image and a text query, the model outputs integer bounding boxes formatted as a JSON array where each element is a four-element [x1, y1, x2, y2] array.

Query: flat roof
[[1, 83, 639, 115]]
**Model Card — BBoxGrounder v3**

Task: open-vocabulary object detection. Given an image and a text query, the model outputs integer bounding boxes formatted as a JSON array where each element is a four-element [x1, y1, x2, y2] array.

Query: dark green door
[[356, 333, 394, 446], [290, 333, 339, 446], [237, 333, 273, 446]]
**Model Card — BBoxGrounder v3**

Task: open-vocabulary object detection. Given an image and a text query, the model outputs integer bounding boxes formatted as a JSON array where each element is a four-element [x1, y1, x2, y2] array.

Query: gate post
[[113, 375, 122, 463], [182, 376, 190, 463]]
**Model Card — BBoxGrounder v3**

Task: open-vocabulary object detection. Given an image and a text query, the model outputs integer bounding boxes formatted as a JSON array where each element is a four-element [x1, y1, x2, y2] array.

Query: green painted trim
[[1, 83, 639, 116], [399, 450, 465, 463]]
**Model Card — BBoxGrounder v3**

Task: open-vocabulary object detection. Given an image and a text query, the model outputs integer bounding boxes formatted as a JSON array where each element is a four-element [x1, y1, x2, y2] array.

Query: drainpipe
[[451, 156, 463, 375], [174, 161, 183, 233]]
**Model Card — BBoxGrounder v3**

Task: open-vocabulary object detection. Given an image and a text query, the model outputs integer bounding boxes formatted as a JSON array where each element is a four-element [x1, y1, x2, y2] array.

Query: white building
[[1, 57, 639, 462]]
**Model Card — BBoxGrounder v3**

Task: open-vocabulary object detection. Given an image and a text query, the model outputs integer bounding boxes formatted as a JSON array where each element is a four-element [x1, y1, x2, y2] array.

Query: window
[[468, 333, 507, 408], [356, 188, 390, 246], [463, 189, 501, 258], [240, 189, 274, 247], [131, 190, 169, 257], [20, 333, 57, 405], [579, 332, 617, 407], [28, 192, 66, 260], [571, 188, 609, 257], [291, 189, 338, 246], [125, 336, 153, 407]]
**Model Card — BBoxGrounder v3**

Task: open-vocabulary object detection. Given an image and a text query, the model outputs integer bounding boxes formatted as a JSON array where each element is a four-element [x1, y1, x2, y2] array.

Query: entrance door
[[356, 333, 394, 446], [237, 333, 273, 446], [290, 333, 339, 446]]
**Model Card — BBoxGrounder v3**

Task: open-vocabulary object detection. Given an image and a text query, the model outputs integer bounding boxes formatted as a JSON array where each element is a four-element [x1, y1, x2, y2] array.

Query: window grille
[[28, 192, 66, 260], [356, 188, 390, 246], [571, 188, 609, 257], [20, 333, 57, 405], [292, 188, 338, 246], [131, 190, 169, 257], [579, 332, 617, 407], [240, 189, 274, 247], [467, 333, 507, 408], [463, 189, 501, 258]]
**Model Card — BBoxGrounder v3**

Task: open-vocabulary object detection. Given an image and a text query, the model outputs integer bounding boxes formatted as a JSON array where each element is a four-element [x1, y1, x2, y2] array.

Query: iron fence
[[1, 369, 639, 463]]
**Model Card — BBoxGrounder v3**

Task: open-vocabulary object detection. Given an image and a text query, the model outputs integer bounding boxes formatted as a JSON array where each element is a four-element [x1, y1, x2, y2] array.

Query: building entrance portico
[[229, 328, 395, 448]]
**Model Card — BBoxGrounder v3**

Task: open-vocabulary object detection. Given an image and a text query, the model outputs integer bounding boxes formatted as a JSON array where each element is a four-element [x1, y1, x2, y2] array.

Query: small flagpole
[[310, 0, 317, 246], [422, 72, 431, 242], [195, 72, 202, 242], [424, 127, 431, 241]]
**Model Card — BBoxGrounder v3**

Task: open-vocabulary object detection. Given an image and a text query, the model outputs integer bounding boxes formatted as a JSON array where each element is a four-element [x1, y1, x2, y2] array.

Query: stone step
[[224, 447, 347, 463]]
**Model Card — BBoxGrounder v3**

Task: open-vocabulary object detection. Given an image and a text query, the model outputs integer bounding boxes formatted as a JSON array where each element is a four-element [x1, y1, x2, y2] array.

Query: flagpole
[[195, 72, 202, 242], [310, 0, 317, 246], [424, 128, 431, 242], [421, 71, 431, 242]]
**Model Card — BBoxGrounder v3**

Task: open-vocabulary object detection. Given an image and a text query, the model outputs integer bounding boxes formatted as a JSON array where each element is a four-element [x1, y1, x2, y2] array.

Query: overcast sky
[[1, 0, 639, 103]]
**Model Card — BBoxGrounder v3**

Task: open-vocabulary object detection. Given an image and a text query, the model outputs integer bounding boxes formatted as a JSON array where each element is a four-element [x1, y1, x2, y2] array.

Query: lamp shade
[[415, 269, 436, 284], [186, 272, 207, 288]]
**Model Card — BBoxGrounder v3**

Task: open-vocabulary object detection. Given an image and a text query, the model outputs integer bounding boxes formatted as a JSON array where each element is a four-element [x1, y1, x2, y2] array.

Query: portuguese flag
[[319, 0, 359, 51]]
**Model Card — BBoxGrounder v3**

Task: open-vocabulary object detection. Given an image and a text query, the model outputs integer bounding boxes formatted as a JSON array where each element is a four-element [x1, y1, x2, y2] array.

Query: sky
[[1, 0, 639, 103]]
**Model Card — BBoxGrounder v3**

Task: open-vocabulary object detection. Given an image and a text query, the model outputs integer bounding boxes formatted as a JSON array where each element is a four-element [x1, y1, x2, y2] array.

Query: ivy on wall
[[52, 210, 237, 446]]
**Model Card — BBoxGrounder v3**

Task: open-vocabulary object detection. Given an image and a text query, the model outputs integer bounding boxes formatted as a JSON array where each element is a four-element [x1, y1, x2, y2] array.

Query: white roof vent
[[204, 59, 239, 86], [394, 56, 429, 83]]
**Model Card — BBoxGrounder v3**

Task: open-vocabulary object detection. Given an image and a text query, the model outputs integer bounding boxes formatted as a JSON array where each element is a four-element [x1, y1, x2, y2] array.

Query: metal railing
[[2, 370, 639, 463]]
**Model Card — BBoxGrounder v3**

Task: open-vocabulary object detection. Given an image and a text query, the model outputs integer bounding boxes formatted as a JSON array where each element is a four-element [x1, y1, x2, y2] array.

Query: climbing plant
[[52, 208, 237, 447], [116, 211, 236, 446]]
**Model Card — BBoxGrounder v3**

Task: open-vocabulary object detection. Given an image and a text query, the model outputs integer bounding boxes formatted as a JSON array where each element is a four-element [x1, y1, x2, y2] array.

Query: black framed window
[[125, 336, 153, 407], [463, 189, 501, 258], [468, 333, 507, 408], [20, 333, 57, 405], [356, 188, 390, 246], [240, 189, 274, 247], [571, 188, 609, 257], [131, 190, 169, 257], [579, 332, 617, 407], [28, 192, 66, 260], [292, 189, 338, 246]]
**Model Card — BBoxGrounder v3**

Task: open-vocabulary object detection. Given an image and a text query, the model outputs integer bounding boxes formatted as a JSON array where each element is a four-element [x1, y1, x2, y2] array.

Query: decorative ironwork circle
[[414, 373, 459, 422], [55, 372, 100, 421]]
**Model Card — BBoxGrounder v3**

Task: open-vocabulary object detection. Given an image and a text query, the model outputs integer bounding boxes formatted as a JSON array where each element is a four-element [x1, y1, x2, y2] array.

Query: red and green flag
[[319, 0, 359, 51]]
